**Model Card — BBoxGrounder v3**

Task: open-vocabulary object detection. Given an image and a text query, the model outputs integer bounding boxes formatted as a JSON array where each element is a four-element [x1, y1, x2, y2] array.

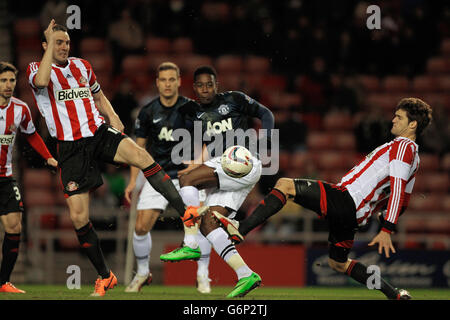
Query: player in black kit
[[160, 66, 274, 298], [124, 62, 212, 293]]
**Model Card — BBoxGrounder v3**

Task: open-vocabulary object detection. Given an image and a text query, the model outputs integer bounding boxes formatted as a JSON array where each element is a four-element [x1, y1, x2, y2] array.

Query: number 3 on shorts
[[13, 186, 21, 201]]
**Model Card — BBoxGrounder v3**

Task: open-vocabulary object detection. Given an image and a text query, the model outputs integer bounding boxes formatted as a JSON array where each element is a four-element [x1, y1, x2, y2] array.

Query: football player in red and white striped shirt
[[214, 97, 432, 299], [0, 62, 57, 294], [28, 20, 190, 296]]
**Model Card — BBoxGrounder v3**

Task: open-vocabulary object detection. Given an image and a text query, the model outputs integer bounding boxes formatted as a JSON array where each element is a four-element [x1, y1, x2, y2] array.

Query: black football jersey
[[192, 91, 269, 156], [135, 96, 198, 178]]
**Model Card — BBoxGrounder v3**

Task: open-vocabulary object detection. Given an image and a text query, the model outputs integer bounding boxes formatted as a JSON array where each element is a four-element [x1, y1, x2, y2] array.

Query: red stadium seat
[[13, 19, 41, 37], [25, 190, 56, 207], [411, 75, 437, 93], [334, 132, 356, 150], [421, 173, 449, 193], [436, 75, 450, 92], [426, 57, 450, 74], [79, 37, 107, 55], [323, 112, 354, 131], [356, 75, 380, 92], [172, 37, 193, 55], [313, 151, 350, 170], [441, 153, 450, 172], [366, 93, 398, 112], [215, 55, 244, 74], [219, 73, 243, 91], [23, 169, 55, 189], [408, 193, 442, 212], [440, 38, 450, 57], [121, 55, 147, 74], [177, 54, 213, 75], [382, 75, 410, 92], [306, 131, 334, 150], [260, 74, 287, 93], [244, 56, 271, 74], [418, 154, 440, 171], [145, 37, 171, 54], [83, 54, 113, 73]]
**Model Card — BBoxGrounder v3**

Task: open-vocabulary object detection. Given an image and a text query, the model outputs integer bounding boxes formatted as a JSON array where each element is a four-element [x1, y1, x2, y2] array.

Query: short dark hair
[[0, 61, 18, 76], [193, 66, 217, 81], [41, 23, 68, 43], [157, 62, 180, 78], [396, 97, 433, 136]]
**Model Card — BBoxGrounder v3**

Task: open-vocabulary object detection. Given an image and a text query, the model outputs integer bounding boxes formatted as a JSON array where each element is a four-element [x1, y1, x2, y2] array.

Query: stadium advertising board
[[307, 248, 450, 288]]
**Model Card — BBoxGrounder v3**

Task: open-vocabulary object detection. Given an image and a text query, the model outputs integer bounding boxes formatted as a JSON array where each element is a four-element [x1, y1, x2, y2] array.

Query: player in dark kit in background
[[213, 98, 433, 300], [160, 66, 274, 298], [0, 62, 58, 293], [124, 62, 212, 293]]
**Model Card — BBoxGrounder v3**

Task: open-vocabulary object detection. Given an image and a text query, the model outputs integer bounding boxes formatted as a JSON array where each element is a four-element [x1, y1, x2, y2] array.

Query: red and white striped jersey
[[26, 57, 104, 141], [0, 97, 36, 177], [338, 137, 419, 227]]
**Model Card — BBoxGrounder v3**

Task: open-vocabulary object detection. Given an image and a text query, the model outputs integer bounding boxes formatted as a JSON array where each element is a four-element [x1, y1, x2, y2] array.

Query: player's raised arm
[[34, 20, 57, 88]]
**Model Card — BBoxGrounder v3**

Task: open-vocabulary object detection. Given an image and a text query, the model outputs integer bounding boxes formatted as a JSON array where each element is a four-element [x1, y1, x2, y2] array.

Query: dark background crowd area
[[5, 0, 450, 217]]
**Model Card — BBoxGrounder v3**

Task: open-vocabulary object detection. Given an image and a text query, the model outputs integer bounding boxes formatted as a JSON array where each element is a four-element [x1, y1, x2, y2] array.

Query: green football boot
[[160, 246, 201, 262], [226, 272, 261, 298]]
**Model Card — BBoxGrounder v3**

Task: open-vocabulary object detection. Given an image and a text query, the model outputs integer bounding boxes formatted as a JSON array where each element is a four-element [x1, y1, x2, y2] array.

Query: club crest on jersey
[[218, 104, 230, 115], [78, 76, 88, 85], [66, 181, 79, 192]]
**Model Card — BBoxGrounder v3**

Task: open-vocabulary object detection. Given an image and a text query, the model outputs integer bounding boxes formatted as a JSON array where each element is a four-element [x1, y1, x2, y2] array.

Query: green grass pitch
[[1, 285, 448, 300]]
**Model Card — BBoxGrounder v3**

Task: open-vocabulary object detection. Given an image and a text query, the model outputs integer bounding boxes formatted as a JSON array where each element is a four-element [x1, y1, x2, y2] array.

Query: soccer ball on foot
[[221, 146, 253, 178]]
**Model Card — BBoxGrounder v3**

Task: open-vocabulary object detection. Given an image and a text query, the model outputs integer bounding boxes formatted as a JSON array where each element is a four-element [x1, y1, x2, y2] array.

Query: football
[[221, 146, 253, 178]]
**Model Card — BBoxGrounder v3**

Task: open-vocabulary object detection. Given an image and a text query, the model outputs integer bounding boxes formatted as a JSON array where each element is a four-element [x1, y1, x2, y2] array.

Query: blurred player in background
[[214, 98, 433, 300], [26, 20, 189, 297], [160, 66, 274, 298], [0, 62, 57, 293], [124, 62, 212, 293]]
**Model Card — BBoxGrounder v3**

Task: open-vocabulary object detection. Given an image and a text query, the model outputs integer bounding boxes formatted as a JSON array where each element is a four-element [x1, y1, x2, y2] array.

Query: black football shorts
[[293, 178, 358, 262], [57, 124, 128, 197], [0, 178, 24, 216]]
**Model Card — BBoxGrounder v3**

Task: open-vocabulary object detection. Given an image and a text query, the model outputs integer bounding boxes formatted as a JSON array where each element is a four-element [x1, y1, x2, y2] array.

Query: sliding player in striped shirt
[[27, 20, 189, 296], [0, 62, 57, 293], [213, 97, 432, 299]]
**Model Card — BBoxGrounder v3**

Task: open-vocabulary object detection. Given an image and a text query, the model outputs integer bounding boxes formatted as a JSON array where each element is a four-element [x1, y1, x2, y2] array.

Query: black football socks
[[239, 188, 287, 236], [142, 162, 186, 216], [346, 260, 399, 299], [75, 222, 110, 279], [0, 232, 20, 285]]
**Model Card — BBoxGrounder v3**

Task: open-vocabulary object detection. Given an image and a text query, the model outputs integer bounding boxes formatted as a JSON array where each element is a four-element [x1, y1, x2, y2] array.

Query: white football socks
[[180, 186, 201, 249], [197, 232, 211, 277], [206, 228, 252, 280], [133, 231, 151, 276]]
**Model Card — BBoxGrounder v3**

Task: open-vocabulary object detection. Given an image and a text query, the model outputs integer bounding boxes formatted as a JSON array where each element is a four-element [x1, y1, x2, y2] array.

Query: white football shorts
[[135, 172, 206, 211], [203, 156, 262, 218]]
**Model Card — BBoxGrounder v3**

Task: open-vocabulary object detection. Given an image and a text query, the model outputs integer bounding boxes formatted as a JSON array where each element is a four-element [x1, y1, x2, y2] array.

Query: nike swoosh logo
[[307, 181, 311, 186], [153, 118, 163, 123], [104, 277, 113, 291], [197, 112, 205, 119]]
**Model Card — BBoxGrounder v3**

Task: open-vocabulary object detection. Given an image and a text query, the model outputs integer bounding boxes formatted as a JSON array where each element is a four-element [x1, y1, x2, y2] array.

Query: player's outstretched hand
[[368, 230, 396, 258], [46, 157, 58, 168], [44, 19, 56, 43]]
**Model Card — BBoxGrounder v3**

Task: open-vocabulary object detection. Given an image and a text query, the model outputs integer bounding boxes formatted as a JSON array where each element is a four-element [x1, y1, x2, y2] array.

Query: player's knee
[[200, 213, 220, 236], [274, 178, 294, 197], [134, 222, 149, 235], [328, 258, 348, 273], [134, 145, 152, 168]]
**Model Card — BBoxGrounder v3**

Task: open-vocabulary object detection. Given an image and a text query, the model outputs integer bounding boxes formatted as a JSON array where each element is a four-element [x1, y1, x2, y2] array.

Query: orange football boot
[[90, 270, 118, 297], [0, 282, 26, 293]]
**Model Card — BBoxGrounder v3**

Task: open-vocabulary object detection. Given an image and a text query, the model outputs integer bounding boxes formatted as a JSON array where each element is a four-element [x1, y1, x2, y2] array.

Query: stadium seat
[[356, 75, 380, 92], [382, 75, 410, 92], [17, 51, 42, 73], [83, 54, 113, 73], [440, 38, 450, 56], [366, 93, 398, 111], [23, 169, 54, 189], [215, 55, 244, 74], [421, 173, 449, 193], [219, 73, 243, 91], [146, 53, 175, 72], [260, 74, 287, 93], [278, 150, 292, 172], [411, 75, 437, 92], [24, 190, 56, 207], [418, 153, 440, 171], [306, 131, 334, 150], [172, 37, 194, 55], [443, 194, 450, 212], [13, 18, 41, 37], [145, 37, 171, 54], [436, 75, 450, 92], [441, 153, 450, 172], [334, 132, 356, 150], [244, 56, 271, 74], [178, 54, 213, 75], [323, 112, 354, 131], [313, 151, 350, 170], [40, 212, 58, 230], [79, 37, 107, 55], [426, 57, 450, 74], [408, 193, 442, 212], [121, 55, 147, 74]]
